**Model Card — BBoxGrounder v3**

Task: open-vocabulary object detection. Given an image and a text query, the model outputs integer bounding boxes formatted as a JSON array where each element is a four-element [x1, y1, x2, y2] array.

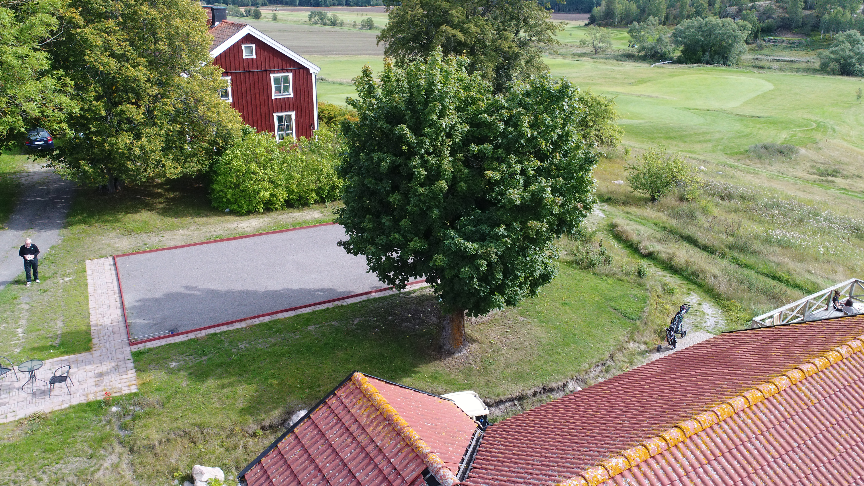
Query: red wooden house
[[204, 6, 320, 140]]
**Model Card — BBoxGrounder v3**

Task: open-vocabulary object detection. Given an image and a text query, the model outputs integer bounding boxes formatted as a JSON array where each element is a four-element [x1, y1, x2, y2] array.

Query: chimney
[[202, 5, 227, 28]]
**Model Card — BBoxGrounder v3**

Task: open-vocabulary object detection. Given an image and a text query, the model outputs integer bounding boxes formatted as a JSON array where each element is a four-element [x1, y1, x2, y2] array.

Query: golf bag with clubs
[[664, 304, 690, 349]]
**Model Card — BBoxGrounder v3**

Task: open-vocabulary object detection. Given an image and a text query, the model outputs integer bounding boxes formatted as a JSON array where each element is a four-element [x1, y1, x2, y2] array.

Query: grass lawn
[[0, 148, 26, 228]]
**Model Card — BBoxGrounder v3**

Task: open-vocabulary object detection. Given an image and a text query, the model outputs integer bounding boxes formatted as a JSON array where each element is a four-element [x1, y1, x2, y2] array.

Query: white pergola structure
[[751, 278, 864, 328]]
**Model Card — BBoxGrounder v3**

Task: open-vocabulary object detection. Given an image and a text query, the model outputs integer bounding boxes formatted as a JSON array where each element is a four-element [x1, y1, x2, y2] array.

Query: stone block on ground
[[193, 464, 225, 486]]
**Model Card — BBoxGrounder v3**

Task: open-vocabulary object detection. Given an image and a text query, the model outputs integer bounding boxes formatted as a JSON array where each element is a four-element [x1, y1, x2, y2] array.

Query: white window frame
[[242, 44, 255, 58], [274, 112, 295, 141], [219, 76, 232, 103], [270, 72, 293, 98]]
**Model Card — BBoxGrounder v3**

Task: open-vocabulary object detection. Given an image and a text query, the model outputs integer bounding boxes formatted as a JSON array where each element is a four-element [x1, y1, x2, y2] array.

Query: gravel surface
[[115, 223, 388, 341], [0, 164, 74, 289]]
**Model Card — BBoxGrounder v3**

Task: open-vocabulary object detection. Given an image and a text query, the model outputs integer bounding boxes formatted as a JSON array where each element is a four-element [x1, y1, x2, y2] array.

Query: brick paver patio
[[0, 258, 137, 423]]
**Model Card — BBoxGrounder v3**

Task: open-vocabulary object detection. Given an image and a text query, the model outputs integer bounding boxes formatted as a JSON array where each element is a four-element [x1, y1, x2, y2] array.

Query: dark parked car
[[24, 128, 54, 152]]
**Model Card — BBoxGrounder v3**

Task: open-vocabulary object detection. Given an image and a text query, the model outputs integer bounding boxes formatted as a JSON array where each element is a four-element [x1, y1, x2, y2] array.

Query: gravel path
[[0, 163, 74, 289], [114, 223, 390, 342]]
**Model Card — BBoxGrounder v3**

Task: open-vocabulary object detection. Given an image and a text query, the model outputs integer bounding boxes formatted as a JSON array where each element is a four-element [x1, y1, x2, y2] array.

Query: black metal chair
[[0, 356, 18, 384], [49, 365, 74, 396]]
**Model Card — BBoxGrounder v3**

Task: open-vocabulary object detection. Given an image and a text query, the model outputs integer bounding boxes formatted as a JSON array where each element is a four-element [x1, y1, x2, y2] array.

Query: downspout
[[312, 72, 319, 132]]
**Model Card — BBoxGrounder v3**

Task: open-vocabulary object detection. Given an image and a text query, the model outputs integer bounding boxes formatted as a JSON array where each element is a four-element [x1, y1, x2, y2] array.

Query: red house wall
[[214, 34, 316, 139]]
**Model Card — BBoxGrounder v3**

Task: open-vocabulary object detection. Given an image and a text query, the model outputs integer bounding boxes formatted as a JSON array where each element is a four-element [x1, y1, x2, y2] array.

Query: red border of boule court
[[112, 222, 425, 346]]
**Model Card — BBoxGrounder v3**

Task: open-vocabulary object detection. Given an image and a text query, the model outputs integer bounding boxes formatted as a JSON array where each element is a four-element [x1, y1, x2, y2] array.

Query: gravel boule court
[[114, 223, 393, 345]]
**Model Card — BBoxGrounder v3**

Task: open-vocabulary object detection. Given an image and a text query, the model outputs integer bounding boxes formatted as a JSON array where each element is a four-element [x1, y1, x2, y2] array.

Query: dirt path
[[0, 163, 74, 289]]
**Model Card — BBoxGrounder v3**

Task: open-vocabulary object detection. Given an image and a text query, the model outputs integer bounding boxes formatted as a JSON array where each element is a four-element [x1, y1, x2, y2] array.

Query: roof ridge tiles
[[555, 335, 864, 486], [351, 372, 461, 486]]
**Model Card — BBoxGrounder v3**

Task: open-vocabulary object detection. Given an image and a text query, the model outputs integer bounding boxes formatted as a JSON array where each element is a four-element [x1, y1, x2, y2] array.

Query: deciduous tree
[[673, 17, 748, 65], [337, 54, 618, 352], [581, 25, 613, 53], [46, 0, 244, 190], [0, 0, 73, 147], [819, 30, 864, 76], [628, 16, 674, 60], [377, 0, 560, 91]]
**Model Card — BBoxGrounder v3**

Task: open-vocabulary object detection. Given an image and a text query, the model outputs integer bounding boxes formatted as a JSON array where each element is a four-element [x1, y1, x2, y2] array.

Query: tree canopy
[[337, 53, 618, 352], [45, 0, 244, 189], [377, 0, 561, 91], [628, 16, 674, 60], [819, 30, 864, 76], [0, 0, 73, 147], [672, 17, 749, 66]]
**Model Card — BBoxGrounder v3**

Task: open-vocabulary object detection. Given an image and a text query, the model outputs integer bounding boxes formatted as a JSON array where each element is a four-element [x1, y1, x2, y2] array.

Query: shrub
[[580, 25, 613, 54], [308, 11, 343, 26], [360, 17, 375, 29], [625, 147, 702, 201], [251, 7, 262, 19], [210, 128, 344, 214], [317, 101, 358, 129], [271, 13, 278, 21], [747, 142, 798, 159]]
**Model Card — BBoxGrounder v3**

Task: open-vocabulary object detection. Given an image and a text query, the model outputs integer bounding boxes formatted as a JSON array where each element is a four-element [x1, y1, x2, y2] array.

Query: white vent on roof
[[442, 391, 488, 420]]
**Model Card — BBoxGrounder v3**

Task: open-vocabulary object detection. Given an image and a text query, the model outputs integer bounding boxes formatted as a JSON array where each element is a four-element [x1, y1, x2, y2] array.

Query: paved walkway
[[0, 258, 137, 423]]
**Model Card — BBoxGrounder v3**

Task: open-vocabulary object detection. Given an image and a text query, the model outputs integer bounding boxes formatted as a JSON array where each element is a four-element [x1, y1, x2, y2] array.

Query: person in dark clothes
[[826, 289, 841, 312], [19, 238, 39, 287]]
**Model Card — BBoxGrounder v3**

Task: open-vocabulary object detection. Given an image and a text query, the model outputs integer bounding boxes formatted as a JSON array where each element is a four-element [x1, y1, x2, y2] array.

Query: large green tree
[[377, 0, 561, 91], [46, 0, 243, 190], [337, 54, 619, 352], [628, 16, 675, 60], [673, 17, 749, 66], [0, 0, 73, 147], [819, 30, 864, 76]]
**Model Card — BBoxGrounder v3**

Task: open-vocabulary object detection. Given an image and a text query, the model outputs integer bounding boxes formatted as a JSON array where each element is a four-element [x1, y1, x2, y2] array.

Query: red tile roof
[[596, 350, 864, 485], [463, 316, 864, 486], [209, 20, 246, 53], [240, 372, 481, 486]]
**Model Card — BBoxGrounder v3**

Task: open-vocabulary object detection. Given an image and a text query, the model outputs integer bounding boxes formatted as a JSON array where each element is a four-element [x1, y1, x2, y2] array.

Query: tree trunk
[[105, 174, 122, 193], [441, 309, 466, 354]]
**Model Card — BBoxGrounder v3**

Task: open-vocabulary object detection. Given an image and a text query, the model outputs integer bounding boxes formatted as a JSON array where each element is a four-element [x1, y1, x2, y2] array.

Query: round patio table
[[18, 359, 45, 394]]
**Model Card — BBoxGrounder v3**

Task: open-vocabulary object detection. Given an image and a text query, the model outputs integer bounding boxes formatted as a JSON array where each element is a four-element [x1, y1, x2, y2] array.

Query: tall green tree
[[46, 0, 244, 190], [787, 0, 803, 28], [337, 54, 619, 352], [819, 30, 864, 76], [673, 17, 749, 65], [628, 16, 675, 60], [377, 0, 560, 91], [0, 0, 73, 147], [644, 0, 668, 22]]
